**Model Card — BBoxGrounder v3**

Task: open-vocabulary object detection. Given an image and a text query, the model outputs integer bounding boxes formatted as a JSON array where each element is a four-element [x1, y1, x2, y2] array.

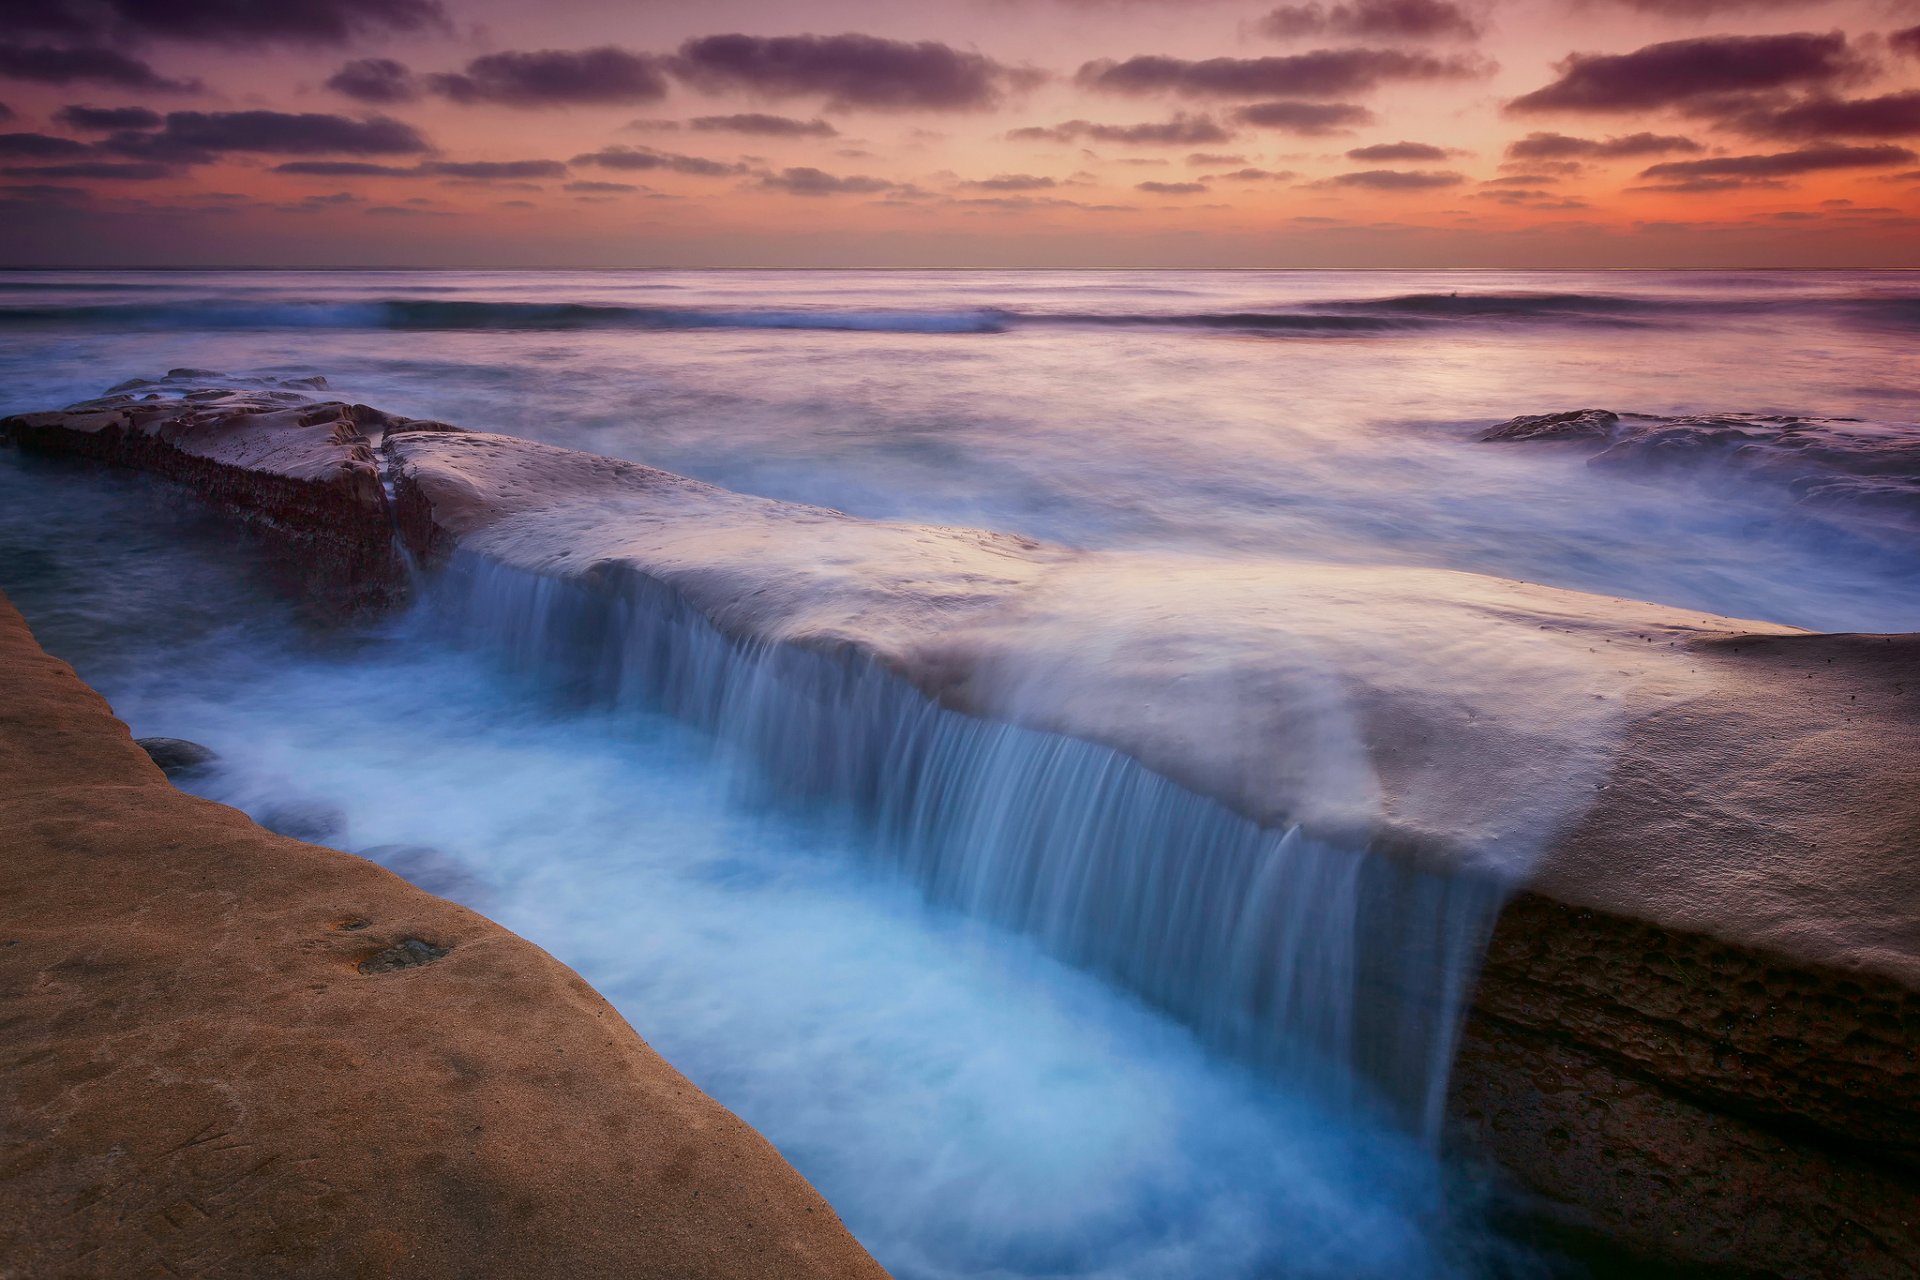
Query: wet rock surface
[[0, 374, 452, 615], [1480, 408, 1920, 543], [257, 797, 350, 846], [0, 591, 888, 1280], [135, 735, 218, 777]]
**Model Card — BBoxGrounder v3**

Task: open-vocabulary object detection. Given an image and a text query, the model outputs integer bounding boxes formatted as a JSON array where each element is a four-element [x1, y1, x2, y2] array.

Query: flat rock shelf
[[6, 378, 1917, 1278]]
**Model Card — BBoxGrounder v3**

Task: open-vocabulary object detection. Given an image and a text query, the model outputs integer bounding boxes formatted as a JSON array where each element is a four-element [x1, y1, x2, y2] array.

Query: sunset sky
[[1, 0, 1917, 267]]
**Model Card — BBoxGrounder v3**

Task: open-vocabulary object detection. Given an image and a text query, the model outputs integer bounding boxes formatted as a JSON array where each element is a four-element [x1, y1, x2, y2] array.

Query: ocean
[[3, 268, 1917, 1278]]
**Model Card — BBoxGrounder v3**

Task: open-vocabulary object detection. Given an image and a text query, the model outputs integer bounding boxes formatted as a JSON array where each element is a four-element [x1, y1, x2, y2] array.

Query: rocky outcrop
[[0, 592, 888, 1279], [1481, 408, 1920, 544], [11, 383, 1918, 1277], [383, 425, 1920, 1278], [0, 371, 455, 614]]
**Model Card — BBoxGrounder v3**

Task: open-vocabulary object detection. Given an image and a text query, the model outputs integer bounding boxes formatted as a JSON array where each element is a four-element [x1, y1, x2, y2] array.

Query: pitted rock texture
[[1455, 897, 1920, 1279], [0, 591, 888, 1280], [1481, 408, 1920, 544]]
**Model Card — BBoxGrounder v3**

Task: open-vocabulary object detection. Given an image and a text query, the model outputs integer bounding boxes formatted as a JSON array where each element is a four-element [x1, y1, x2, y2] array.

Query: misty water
[[4, 269, 1919, 1278]]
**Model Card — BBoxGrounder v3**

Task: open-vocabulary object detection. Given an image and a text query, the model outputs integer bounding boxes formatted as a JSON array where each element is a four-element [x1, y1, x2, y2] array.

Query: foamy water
[[4, 268, 1919, 1277]]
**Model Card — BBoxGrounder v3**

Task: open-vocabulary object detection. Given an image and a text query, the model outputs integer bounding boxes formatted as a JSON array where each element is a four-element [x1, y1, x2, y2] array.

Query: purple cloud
[[420, 159, 566, 180], [1258, 0, 1484, 41], [688, 113, 838, 137], [964, 173, 1058, 191], [1319, 168, 1465, 189], [1, 0, 447, 45], [1136, 180, 1208, 194], [1231, 100, 1375, 133], [53, 103, 161, 130], [570, 145, 743, 177], [1508, 33, 1855, 114], [430, 48, 669, 108], [1730, 91, 1920, 141], [1504, 131, 1701, 159], [1077, 49, 1487, 99], [758, 166, 897, 195], [1639, 143, 1916, 180], [0, 43, 197, 92], [326, 58, 417, 105], [1345, 140, 1454, 161], [673, 33, 1029, 111], [1009, 114, 1234, 145]]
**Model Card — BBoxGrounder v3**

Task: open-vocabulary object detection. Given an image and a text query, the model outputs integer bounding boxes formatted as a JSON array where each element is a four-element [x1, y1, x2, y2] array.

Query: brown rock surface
[[0, 592, 888, 1279]]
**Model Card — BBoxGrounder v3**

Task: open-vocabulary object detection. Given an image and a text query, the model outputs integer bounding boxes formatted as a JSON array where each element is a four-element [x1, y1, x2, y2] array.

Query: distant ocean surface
[[3, 269, 1918, 1279]]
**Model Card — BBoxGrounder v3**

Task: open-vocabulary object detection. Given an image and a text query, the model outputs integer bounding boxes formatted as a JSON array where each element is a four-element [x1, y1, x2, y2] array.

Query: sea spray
[[426, 550, 1506, 1138]]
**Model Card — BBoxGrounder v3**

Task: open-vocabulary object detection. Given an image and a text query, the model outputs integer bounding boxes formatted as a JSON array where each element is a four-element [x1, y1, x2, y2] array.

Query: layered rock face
[[0, 594, 888, 1279], [9, 381, 1918, 1277], [1481, 408, 1920, 544]]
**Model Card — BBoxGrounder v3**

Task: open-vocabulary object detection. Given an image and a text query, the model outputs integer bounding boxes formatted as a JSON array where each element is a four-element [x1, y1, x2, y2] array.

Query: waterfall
[[424, 551, 1506, 1140]]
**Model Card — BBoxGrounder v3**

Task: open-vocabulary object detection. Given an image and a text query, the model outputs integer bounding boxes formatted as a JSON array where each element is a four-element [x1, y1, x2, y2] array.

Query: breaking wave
[[8, 288, 1912, 336]]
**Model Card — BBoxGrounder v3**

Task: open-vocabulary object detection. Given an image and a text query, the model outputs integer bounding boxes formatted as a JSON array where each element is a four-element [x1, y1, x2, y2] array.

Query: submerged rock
[[0, 590, 885, 1279], [257, 797, 348, 846], [135, 735, 217, 777], [1481, 407, 1920, 543], [359, 843, 489, 903]]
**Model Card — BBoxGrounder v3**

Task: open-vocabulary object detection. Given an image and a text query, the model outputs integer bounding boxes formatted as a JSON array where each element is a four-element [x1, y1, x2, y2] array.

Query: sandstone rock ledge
[[0, 593, 888, 1279]]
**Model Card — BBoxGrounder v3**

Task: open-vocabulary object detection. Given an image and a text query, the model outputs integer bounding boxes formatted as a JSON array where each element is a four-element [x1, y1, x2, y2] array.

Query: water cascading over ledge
[[425, 551, 1509, 1138]]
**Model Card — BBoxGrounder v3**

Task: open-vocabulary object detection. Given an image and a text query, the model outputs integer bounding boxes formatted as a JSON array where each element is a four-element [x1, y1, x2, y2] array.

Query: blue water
[[3, 268, 1918, 1277]]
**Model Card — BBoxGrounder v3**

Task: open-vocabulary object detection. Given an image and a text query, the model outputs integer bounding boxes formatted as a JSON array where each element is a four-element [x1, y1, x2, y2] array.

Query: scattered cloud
[[757, 166, 899, 195], [570, 144, 743, 176], [1136, 179, 1208, 194], [1504, 130, 1701, 159], [0, 132, 92, 159], [1231, 99, 1375, 133], [1345, 140, 1456, 161], [430, 48, 669, 108], [1319, 167, 1466, 188], [326, 58, 418, 105], [1257, 0, 1484, 42], [1077, 49, 1488, 99], [1729, 91, 1920, 141], [103, 111, 430, 164], [420, 159, 567, 180], [1, 0, 447, 46], [53, 103, 161, 131], [672, 33, 1032, 111], [688, 113, 838, 137], [0, 43, 198, 92], [1009, 114, 1234, 145], [963, 173, 1058, 190], [272, 160, 418, 176], [0, 160, 173, 179], [1508, 33, 1856, 114], [1639, 142, 1917, 180]]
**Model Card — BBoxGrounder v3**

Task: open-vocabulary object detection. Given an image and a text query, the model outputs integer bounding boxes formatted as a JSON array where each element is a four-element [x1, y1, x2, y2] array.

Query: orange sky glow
[[1, 0, 1917, 266]]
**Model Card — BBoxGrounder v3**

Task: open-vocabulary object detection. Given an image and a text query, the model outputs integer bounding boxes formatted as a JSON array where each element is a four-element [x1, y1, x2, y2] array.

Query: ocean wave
[[1, 289, 1914, 335]]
